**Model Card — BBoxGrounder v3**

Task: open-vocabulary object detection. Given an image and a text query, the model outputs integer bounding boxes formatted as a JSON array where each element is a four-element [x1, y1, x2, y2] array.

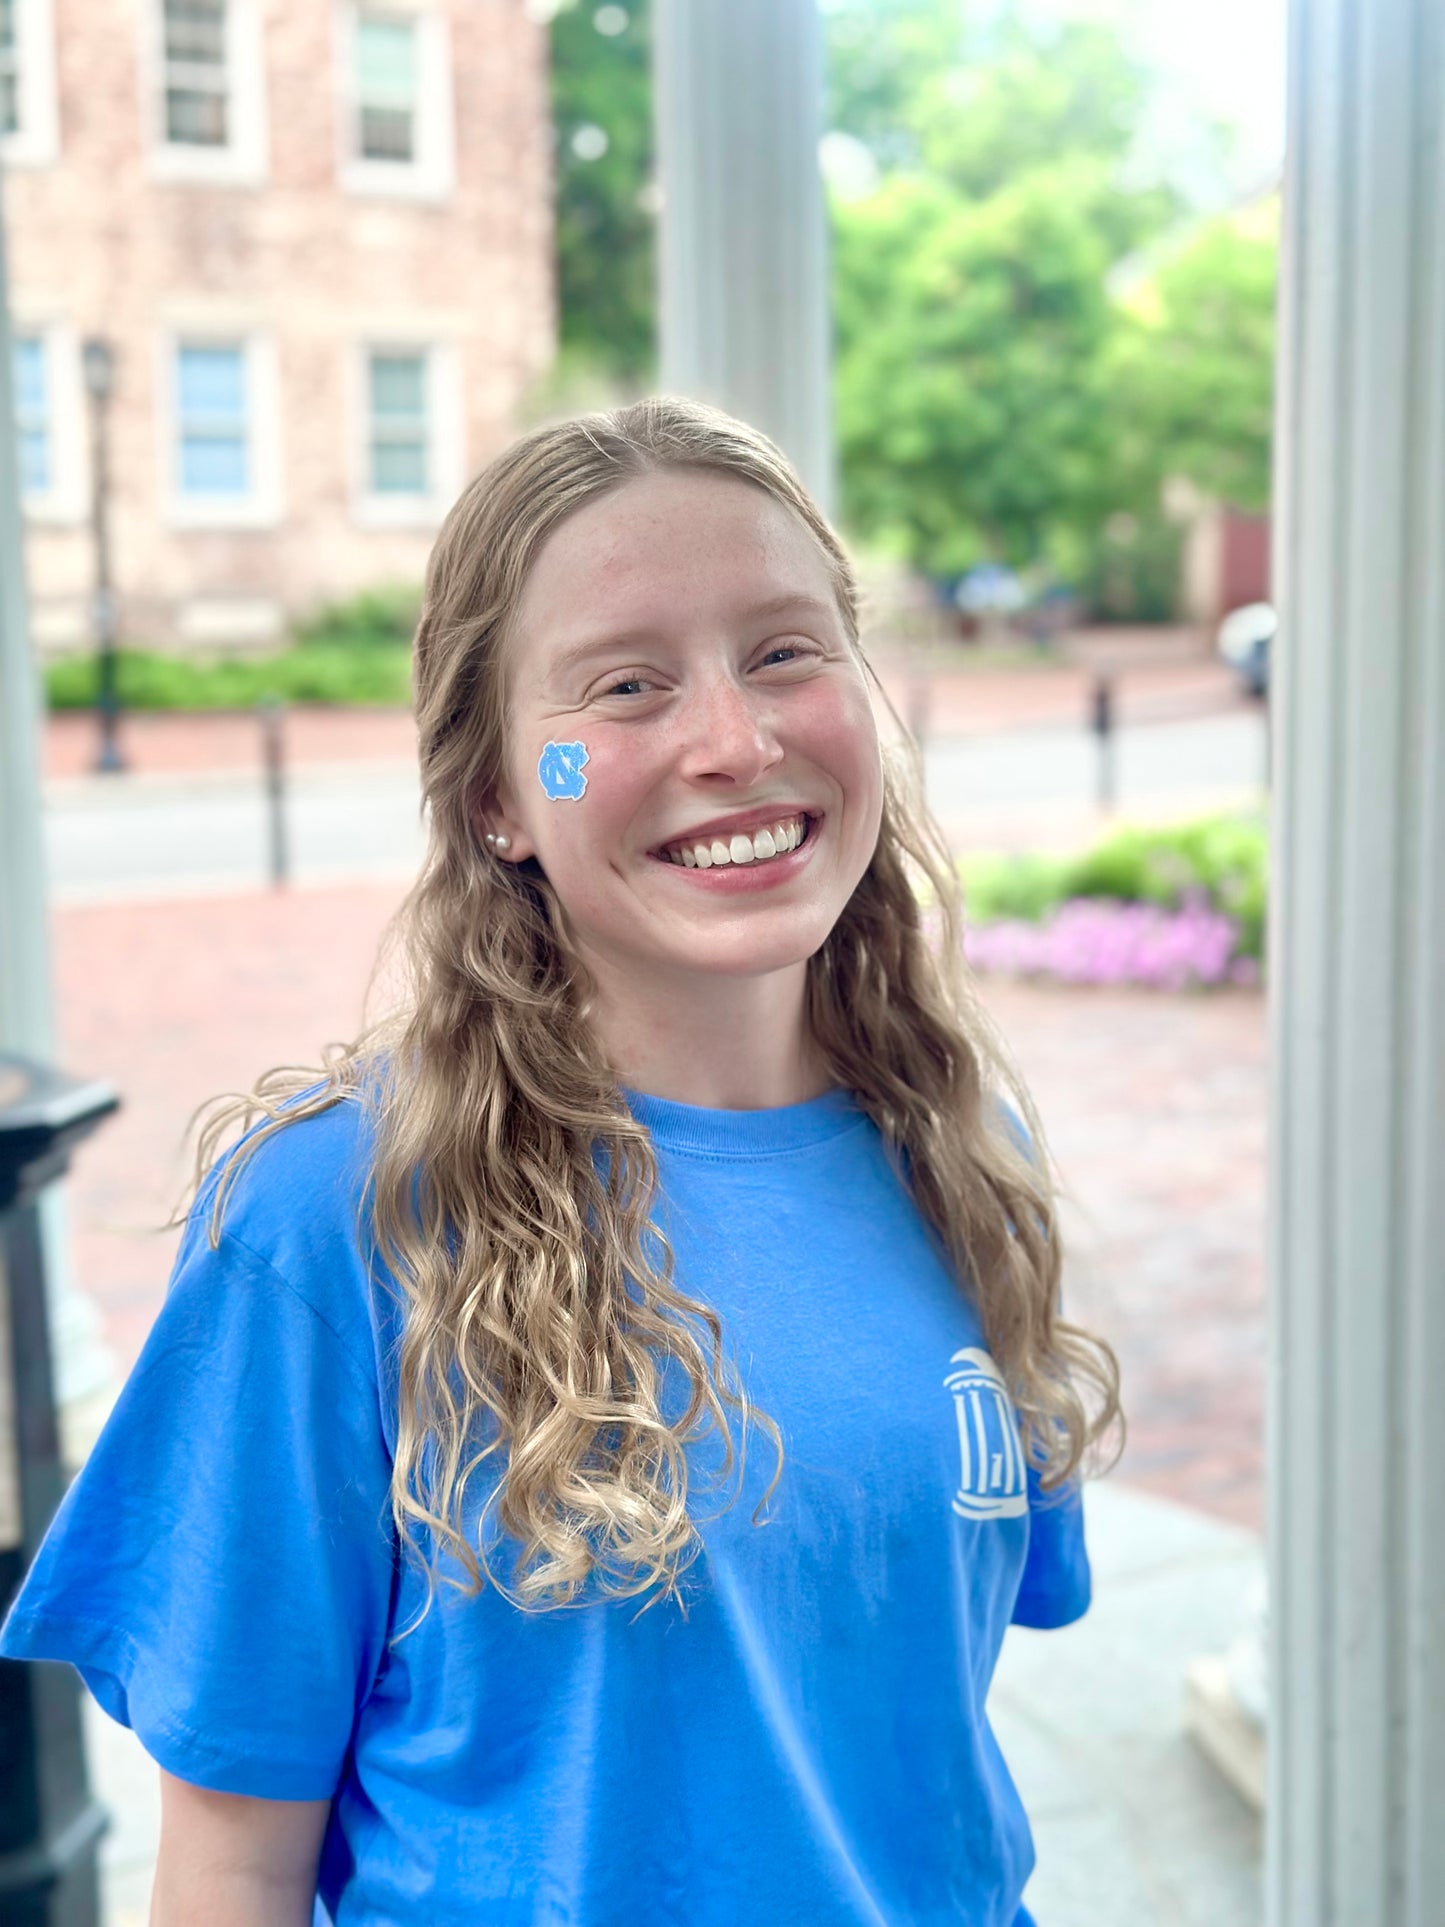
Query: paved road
[[922, 709, 1267, 811], [44, 710, 1269, 901], [45, 759, 429, 901]]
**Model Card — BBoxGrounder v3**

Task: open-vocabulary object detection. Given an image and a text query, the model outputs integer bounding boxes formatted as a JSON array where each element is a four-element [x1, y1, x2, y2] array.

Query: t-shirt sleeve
[[1010, 1461, 1090, 1629], [990, 1097, 1094, 1627], [0, 1202, 397, 1799]]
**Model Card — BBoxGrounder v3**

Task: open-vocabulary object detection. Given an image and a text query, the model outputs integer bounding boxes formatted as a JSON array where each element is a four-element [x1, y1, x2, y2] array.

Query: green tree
[[1104, 206, 1279, 516], [549, 0, 656, 383], [836, 163, 1157, 576], [911, 19, 1153, 202], [829, 6, 1179, 579], [542, 0, 1253, 610], [823, 0, 972, 174]]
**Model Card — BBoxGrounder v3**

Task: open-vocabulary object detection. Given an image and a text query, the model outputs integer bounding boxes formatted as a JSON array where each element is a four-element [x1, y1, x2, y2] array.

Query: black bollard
[[259, 695, 289, 889], [0, 1057, 119, 1927], [1091, 673, 1116, 812]]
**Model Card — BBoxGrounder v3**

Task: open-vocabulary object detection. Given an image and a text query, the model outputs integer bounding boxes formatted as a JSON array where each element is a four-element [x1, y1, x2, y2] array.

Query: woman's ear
[[473, 785, 535, 864]]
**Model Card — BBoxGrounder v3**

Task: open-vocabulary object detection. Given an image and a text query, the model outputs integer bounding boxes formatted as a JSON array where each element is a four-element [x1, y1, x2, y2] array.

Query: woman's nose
[[676, 677, 783, 784]]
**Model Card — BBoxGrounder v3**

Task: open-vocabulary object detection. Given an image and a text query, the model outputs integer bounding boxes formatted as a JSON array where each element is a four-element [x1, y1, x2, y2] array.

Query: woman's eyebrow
[[546, 630, 662, 683], [546, 593, 838, 682]]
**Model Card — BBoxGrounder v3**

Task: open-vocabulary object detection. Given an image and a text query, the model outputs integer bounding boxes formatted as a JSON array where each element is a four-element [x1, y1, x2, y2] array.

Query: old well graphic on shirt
[[944, 1348, 1029, 1520]]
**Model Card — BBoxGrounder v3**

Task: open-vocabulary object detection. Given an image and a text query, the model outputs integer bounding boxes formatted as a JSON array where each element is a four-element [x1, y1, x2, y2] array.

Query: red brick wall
[[1220, 508, 1271, 612], [5, 0, 556, 652]]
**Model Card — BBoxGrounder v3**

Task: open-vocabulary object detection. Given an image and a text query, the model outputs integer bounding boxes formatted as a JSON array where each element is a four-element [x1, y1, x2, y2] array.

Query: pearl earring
[[484, 831, 511, 853]]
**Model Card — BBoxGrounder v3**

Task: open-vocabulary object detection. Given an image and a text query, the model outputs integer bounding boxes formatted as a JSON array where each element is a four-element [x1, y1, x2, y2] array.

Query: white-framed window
[[177, 342, 249, 493], [0, 0, 18, 139], [0, 0, 60, 167], [8, 320, 86, 522], [352, 339, 461, 526], [338, 3, 453, 201], [356, 14, 415, 162], [367, 349, 428, 492], [12, 332, 50, 493], [146, 0, 267, 184], [162, 0, 229, 146], [162, 332, 281, 527]]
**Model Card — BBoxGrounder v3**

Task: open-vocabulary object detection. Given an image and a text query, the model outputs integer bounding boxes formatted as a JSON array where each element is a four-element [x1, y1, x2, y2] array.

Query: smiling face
[[485, 468, 884, 1001]]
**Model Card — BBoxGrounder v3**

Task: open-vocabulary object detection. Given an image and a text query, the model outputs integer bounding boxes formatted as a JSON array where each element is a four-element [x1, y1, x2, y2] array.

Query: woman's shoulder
[[186, 1083, 388, 1352]]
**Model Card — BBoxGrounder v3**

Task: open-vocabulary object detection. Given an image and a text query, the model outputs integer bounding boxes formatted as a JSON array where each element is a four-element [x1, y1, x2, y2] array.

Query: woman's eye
[[759, 644, 811, 668], [601, 676, 652, 698]]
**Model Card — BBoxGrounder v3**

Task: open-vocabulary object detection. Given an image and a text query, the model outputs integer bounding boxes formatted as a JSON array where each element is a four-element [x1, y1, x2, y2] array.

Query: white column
[[0, 173, 111, 1408], [1266, 0, 1445, 1920], [0, 208, 51, 1054], [653, 0, 833, 515]]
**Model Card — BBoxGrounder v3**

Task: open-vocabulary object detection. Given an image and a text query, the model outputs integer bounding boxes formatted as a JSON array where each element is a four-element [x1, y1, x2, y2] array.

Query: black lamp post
[[80, 339, 123, 777], [0, 1055, 118, 1927]]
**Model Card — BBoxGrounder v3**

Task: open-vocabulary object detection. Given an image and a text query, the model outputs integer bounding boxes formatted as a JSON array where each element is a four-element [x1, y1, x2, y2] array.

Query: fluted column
[[0, 174, 110, 1411], [1266, 0, 1445, 1920], [653, 0, 833, 514], [0, 196, 50, 1060]]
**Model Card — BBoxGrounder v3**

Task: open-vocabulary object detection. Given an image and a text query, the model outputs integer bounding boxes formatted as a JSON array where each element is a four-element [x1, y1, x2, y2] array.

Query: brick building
[[2, 0, 555, 655], [1179, 499, 1271, 628]]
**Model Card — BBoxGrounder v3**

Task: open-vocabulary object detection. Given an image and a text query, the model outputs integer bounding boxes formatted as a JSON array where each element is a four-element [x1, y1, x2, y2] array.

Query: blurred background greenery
[[960, 812, 1268, 961], [61, 0, 1277, 698], [547, 0, 1276, 605]]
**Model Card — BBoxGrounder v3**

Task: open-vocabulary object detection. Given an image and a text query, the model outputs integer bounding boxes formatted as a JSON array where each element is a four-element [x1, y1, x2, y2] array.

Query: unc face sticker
[[537, 740, 589, 801]]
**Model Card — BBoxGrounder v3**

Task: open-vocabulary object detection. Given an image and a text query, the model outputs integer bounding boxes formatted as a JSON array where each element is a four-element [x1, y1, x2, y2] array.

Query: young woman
[[1, 397, 1120, 1926]]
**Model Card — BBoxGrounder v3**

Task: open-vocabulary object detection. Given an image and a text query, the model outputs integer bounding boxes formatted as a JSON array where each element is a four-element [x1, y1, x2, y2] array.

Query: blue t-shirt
[[0, 1085, 1088, 1926]]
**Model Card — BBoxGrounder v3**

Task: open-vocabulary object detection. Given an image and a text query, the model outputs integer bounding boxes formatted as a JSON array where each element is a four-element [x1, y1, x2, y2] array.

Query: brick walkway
[[985, 982, 1265, 1533], [51, 881, 1266, 1535], [52, 883, 402, 1373], [44, 705, 420, 780]]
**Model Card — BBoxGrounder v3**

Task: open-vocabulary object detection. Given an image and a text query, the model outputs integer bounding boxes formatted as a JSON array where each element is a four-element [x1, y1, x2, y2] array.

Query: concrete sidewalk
[[81, 1478, 1263, 1926], [993, 1485, 1262, 1926]]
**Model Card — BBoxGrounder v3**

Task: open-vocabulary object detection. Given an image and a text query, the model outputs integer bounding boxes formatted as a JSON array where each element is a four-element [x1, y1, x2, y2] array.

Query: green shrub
[[1074, 509, 1185, 623], [953, 852, 1073, 924], [959, 811, 1269, 959], [45, 641, 413, 711], [40, 585, 423, 716], [291, 583, 421, 652], [43, 586, 422, 712]]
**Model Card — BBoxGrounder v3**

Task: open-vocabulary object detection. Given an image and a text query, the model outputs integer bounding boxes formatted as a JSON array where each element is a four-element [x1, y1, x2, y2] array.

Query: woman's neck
[[584, 956, 834, 1110]]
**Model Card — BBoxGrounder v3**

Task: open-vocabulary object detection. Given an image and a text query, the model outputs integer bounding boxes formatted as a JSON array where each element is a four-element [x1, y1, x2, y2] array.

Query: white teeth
[[661, 814, 809, 869]]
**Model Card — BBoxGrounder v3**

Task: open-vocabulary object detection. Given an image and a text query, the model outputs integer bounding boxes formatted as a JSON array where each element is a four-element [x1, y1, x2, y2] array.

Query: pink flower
[[964, 897, 1254, 991]]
